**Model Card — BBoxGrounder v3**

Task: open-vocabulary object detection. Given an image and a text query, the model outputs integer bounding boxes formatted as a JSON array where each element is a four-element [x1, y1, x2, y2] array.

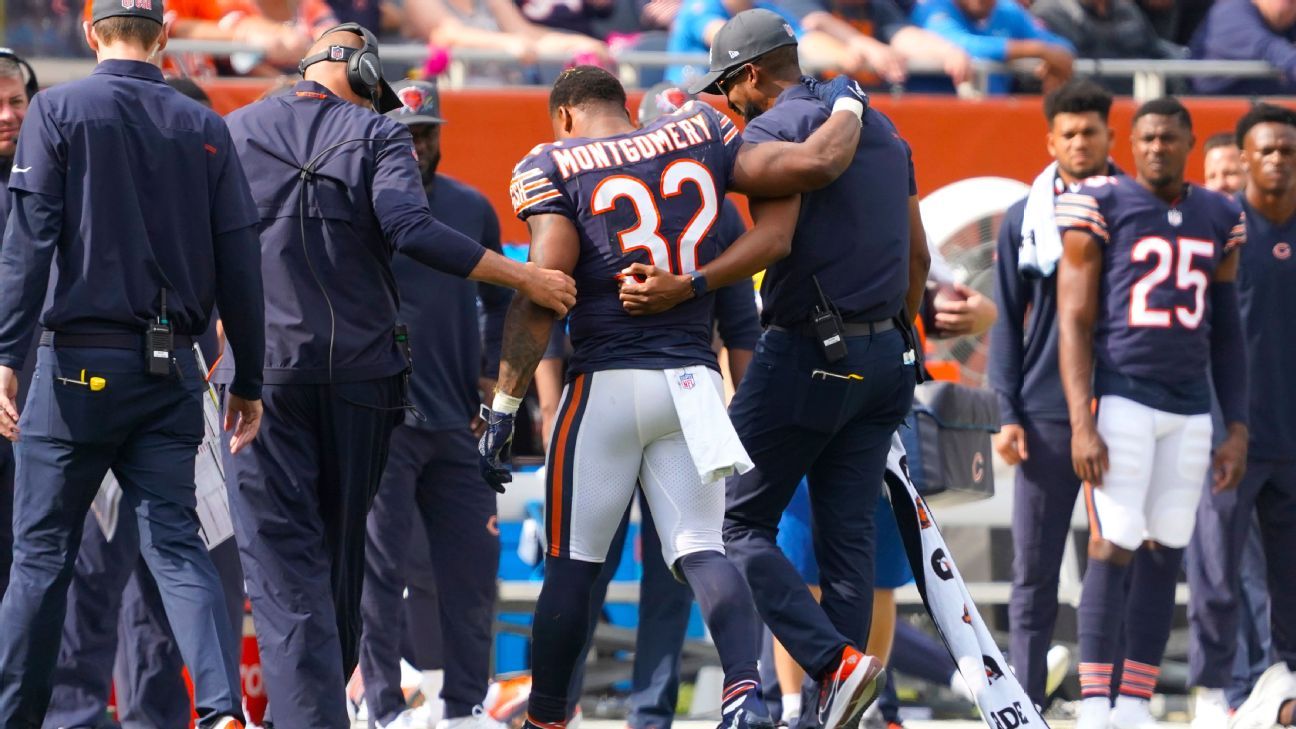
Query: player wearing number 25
[[1056, 96, 1249, 729], [481, 61, 868, 729]]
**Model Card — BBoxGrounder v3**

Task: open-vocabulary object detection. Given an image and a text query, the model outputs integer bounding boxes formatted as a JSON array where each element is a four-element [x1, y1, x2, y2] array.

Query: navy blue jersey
[[1056, 175, 1245, 414], [1237, 197, 1296, 460], [742, 84, 915, 328], [0, 60, 265, 398], [397, 173, 509, 431], [225, 81, 484, 386], [510, 102, 742, 375]]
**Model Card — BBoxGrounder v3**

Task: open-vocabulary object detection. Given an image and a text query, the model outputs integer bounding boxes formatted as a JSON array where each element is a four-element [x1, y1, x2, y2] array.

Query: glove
[[478, 404, 516, 493], [809, 75, 870, 115]]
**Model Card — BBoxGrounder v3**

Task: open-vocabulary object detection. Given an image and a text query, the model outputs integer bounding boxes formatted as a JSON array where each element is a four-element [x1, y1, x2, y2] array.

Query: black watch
[[689, 270, 709, 299]]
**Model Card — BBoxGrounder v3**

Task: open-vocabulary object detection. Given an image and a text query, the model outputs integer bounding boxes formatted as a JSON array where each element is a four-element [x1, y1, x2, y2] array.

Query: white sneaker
[[382, 707, 436, 729], [1076, 696, 1112, 729], [1191, 687, 1231, 729], [438, 706, 508, 729], [1046, 646, 1073, 698], [1111, 696, 1160, 728], [1231, 662, 1296, 729]]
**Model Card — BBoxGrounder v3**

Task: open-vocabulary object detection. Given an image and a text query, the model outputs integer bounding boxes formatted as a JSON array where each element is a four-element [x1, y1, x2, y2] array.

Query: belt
[[40, 331, 194, 351], [768, 318, 896, 338]]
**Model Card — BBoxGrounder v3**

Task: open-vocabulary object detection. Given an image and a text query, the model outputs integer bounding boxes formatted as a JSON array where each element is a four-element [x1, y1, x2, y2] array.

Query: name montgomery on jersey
[[513, 104, 732, 194]]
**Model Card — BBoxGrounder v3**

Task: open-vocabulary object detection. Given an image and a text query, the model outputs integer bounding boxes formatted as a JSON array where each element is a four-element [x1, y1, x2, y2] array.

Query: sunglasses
[[717, 63, 752, 94]]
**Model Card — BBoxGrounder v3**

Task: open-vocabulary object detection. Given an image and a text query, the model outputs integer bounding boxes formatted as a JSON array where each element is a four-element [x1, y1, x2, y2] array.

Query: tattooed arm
[[496, 214, 582, 398]]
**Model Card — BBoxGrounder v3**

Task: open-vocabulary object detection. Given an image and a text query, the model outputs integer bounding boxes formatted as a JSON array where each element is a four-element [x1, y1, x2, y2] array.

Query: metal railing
[[28, 41, 1283, 99]]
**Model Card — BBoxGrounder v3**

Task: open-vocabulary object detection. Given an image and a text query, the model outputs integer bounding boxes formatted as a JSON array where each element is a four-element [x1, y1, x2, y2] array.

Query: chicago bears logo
[[972, 451, 985, 483], [931, 548, 954, 581], [915, 496, 932, 530], [677, 373, 696, 390], [984, 655, 1006, 683], [962, 605, 972, 624], [654, 87, 690, 115], [398, 85, 426, 113], [1275, 242, 1292, 260]]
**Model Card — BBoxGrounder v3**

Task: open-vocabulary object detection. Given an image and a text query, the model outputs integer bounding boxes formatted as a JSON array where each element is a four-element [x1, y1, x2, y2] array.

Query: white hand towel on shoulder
[[1019, 161, 1064, 279]]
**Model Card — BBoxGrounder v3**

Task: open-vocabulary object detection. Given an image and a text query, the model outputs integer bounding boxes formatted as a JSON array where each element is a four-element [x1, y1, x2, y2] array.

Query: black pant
[[227, 377, 403, 729], [358, 425, 500, 726]]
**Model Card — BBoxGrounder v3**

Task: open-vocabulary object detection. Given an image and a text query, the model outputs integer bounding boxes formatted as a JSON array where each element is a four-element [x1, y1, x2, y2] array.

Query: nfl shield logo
[[677, 373, 695, 390], [1168, 209, 1183, 227], [330, 46, 346, 61], [121, 0, 134, 8]]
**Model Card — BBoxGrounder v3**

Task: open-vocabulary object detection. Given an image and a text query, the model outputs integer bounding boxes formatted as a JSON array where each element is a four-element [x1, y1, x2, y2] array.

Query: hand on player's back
[[618, 262, 694, 316]]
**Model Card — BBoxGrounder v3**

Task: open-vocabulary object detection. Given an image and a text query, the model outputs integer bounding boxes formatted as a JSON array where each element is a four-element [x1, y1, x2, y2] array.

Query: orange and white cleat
[[816, 646, 885, 729]]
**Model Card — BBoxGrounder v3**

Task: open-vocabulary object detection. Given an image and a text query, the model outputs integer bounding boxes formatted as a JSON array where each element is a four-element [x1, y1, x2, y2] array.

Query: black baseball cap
[[387, 80, 445, 125], [92, 0, 164, 25], [688, 8, 798, 96]]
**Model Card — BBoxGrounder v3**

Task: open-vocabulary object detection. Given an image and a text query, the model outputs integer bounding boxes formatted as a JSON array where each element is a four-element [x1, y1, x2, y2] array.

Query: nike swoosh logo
[[11, 166, 30, 173]]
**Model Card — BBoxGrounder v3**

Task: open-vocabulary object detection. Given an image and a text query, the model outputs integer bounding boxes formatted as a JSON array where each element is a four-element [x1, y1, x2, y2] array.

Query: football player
[[1056, 96, 1249, 729], [479, 65, 868, 729]]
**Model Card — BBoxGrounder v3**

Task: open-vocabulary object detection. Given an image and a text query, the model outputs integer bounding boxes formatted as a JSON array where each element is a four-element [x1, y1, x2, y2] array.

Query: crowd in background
[[7, 0, 1296, 94]]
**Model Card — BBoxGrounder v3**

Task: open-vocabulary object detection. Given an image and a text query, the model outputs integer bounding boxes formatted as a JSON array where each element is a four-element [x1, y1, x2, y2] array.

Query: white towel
[[1018, 161, 1065, 279], [665, 366, 754, 484]]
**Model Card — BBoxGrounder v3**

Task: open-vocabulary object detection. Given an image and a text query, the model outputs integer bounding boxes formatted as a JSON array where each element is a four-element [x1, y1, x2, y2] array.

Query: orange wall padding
[[201, 81, 1258, 243]]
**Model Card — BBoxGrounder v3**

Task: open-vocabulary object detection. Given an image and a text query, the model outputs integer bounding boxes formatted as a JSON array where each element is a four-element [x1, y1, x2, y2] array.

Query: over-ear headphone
[[0, 48, 38, 100], [297, 22, 383, 106]]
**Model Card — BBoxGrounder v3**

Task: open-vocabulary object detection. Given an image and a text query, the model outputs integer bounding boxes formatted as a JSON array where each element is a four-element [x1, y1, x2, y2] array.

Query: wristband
[[832, 97, 865, 119], [492, 392, 523, 415]]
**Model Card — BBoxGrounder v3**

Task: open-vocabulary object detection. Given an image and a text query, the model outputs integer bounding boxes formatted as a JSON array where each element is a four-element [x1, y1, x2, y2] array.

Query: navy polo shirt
[[712, 201, 761, 350], [224, 81, 485, 386], [742, 84, 916, 328], [0, 162, 10, 226], [0, 60, 265, 399], [1238, 196, 1296, 460], [399, 173, 510, 430]]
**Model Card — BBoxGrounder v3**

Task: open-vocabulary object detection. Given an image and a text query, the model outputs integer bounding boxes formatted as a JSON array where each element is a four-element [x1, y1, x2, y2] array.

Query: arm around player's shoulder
[[740, 96, 823, 145]]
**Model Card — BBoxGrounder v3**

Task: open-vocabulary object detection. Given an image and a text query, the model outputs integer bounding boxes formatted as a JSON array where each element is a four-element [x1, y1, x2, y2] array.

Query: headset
[[0, 48, 38, 100], [297, 23, 384, 110]]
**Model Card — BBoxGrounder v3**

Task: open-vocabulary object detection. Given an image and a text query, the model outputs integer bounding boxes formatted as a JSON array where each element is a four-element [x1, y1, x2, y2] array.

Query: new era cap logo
[[728, 50, 740, 58]]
